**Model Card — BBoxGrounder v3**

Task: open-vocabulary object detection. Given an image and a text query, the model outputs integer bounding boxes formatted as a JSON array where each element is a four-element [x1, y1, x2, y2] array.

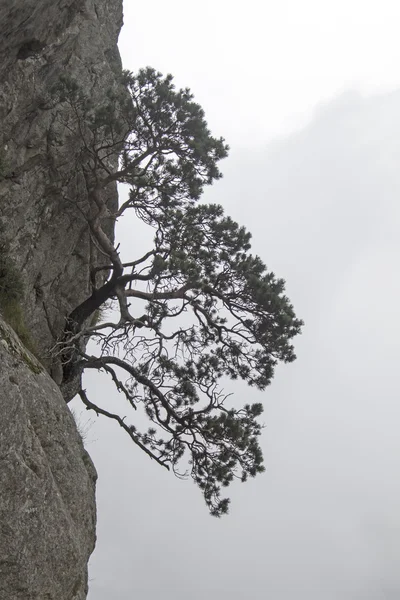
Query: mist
[[71, 86, 400, 599]]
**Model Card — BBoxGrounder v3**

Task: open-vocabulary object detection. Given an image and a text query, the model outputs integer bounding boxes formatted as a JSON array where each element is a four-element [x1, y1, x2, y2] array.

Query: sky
[[70, 1, 400, 598]]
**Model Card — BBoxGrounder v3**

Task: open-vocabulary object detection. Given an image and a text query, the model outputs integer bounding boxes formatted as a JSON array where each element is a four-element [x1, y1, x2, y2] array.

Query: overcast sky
[[71, 1, 400, 598]]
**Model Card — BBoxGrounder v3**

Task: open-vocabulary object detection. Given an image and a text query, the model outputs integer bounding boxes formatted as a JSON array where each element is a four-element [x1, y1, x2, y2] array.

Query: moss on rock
[[0, 240, 41, 364]]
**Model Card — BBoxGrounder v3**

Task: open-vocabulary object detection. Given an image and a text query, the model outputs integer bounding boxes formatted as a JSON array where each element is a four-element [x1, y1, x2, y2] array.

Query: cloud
[[81, 88, 400, 599]]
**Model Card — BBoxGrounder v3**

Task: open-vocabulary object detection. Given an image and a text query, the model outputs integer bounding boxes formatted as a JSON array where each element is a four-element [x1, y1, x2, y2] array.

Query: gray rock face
[[0, 318, 97, 600], [0, 0, 123, 365], [0, 0, 125, 597]]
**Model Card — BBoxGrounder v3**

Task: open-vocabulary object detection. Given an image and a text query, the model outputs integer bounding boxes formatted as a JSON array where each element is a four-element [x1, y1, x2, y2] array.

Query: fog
[[72, 2, 400, 598]]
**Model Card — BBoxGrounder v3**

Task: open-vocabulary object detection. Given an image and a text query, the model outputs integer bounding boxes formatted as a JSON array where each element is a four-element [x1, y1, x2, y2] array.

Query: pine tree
[[55, 68, 303, 516]]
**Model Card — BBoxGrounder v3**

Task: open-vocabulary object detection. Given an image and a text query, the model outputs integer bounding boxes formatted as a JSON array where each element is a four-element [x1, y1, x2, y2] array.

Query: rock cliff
[[0, 319, 97, 600], [0, 0, 125, 597], [0, 0, 123, 364]]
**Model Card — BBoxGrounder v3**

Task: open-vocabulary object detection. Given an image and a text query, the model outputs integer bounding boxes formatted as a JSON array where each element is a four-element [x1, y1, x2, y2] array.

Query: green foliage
[[1, 300, 34, 353], [146, 202, 301, 385], [119, 67, 229, 201], [0, 241, 38, 358], [120, 201, 302, 515], [0, 243, 24, 302], [53, 67, 228, 203], [61, 67, 303, 517], [0, 149, 9, 180]]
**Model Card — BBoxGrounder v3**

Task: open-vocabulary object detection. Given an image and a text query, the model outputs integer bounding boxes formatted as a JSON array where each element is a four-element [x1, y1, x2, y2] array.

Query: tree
[[55, 67, 303, 516]]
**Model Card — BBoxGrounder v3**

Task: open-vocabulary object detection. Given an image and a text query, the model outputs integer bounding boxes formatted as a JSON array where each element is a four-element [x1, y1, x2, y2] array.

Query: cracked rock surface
[[0, 0, 123, 364], [0, 318, 97, 600], [0, 0, 125, 597]]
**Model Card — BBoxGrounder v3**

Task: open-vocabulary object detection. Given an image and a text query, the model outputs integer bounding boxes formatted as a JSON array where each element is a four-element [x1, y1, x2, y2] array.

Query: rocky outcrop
[[0, 318, 97, 600], [0, 0, 123, 365], [0, 0, 125, 597]]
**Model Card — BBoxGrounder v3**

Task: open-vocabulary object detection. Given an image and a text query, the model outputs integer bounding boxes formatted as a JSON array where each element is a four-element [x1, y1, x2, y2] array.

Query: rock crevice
[[0, 0, 125, 597], [0, 0, 123, 361]]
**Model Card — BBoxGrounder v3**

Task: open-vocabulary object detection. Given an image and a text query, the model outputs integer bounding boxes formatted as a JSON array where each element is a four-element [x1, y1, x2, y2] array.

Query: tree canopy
[[56, 67, 303, 516]]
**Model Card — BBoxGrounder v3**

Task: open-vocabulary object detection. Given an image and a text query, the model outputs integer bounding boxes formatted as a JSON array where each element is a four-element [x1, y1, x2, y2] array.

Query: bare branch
[[78, 389, 169, 470]]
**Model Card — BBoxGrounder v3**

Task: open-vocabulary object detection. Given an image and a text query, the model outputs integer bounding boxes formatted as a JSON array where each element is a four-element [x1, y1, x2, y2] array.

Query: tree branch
[[78, 389, 169, 469]]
